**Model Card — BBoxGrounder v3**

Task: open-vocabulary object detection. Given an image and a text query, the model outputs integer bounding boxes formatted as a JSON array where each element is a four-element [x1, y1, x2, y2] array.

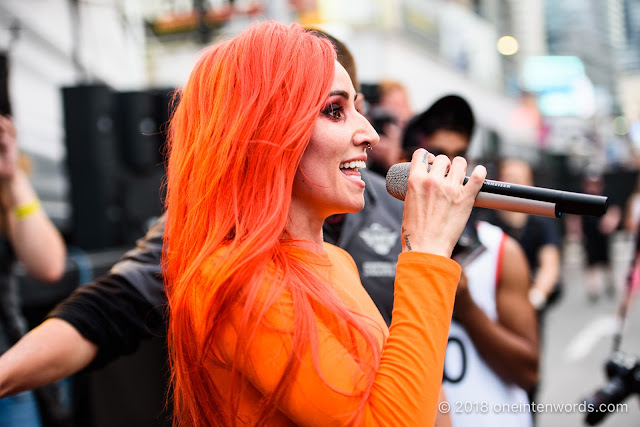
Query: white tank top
[[443, 221, 532, 427]]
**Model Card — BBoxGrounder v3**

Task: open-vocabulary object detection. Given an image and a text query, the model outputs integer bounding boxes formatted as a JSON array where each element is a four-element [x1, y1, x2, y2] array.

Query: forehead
[[500, 160, 533, 184], [419, 129, 469, 156], [332, 62, 354, 90], [501, 160, 531, 175]]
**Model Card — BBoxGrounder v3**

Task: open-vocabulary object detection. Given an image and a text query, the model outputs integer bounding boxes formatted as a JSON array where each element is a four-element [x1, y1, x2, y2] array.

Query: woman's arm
[[210, 150, 484, 425], [0, 214, 167, 396], [2, 169, 66, 281], [0, 115, 65, 282], [216, 252, 460, 426], [0, 318, 97, 398], [530, 244, 561, 307]]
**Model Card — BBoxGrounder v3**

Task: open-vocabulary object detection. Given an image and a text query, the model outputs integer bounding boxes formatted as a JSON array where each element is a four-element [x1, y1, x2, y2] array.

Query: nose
[[353, 110, 379, 149]]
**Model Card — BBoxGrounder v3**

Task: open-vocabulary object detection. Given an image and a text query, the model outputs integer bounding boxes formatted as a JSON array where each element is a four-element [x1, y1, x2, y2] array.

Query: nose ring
[[366, 142, 372, 150]]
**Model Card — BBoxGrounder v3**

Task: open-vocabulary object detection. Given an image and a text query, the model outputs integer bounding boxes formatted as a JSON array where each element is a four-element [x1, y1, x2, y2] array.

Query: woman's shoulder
[[323, 241, 351, 259], [323, 242, 357, 271]]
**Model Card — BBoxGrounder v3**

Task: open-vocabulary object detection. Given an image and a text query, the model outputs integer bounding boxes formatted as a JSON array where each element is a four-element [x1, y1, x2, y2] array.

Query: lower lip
[[340, 169, 365, 188]]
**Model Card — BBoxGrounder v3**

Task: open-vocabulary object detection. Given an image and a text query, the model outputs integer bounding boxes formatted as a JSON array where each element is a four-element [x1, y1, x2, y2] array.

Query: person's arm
[[529, 244, 561, 309], [529, 217, 562, 309], [0, 115, 65, 282], [46, 215, 166, 369], [212, 252, 461, 426], [208, 152, 486, 426], [47, 273, 166, 370], [2, 169, 66, 282], [599, 204, 622, 235], [453, 236, 539, 391], [0, 215, 166, 397], [0, 270, 165, 398], [0, 318, 97, 398]]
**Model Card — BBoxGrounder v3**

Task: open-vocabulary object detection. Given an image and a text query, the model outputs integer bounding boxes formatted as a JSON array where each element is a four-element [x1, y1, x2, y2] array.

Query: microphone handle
[[384, 163, 609, 217], [474, 193, 557, 218], [465, 177, 609, 216]]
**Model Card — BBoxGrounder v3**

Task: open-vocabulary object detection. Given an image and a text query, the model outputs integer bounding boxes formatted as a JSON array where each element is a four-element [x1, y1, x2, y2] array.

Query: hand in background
[[0, 115, 19, 181]]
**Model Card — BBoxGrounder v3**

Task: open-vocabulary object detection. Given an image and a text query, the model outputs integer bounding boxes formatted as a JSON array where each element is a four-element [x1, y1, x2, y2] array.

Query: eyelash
[[321, 104, 344, 121]]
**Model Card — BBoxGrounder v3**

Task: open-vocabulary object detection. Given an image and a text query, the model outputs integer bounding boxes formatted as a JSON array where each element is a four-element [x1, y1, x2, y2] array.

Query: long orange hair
[[164, 21, 381, 426]]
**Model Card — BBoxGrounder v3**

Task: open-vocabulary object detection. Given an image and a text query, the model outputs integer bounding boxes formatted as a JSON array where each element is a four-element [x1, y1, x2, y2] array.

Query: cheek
[[307, 129, 343, 162], [297, 142, 332, 184]]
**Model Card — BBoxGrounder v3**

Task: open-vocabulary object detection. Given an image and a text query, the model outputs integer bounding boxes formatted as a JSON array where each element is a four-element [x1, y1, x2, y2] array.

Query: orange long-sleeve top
[[200, 243, 460, 426]]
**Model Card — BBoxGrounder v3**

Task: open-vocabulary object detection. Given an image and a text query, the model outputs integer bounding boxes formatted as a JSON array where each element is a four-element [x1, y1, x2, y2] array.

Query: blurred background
[[0, 0, 639, 426]]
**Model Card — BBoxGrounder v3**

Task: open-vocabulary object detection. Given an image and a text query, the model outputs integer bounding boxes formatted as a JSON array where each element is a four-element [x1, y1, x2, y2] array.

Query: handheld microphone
[[385, 162, 609, 218]]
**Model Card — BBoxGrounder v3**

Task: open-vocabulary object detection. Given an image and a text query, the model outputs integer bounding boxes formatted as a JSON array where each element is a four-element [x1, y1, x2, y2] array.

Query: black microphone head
[[556, 192, 609, 216], [386, 162, 411, 201]]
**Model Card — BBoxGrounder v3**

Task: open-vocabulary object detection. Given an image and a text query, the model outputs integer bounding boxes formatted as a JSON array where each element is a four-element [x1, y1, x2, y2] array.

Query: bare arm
[[0, 116, 66, 282], [2, 169, 66, 281], [0, 318, 97, 398], [530, 244, 561, 307], [0, 213, 167, 398], [453, 236, 539, 391]]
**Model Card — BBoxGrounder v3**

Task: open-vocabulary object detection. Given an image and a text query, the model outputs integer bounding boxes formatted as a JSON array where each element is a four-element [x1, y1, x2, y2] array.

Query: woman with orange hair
[[164, 20, 486, 426]]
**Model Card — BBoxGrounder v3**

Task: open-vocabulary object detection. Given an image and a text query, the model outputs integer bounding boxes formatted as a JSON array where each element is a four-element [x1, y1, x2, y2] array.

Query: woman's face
[[292, 62, 379, 219], [499, 159, 533, 186]]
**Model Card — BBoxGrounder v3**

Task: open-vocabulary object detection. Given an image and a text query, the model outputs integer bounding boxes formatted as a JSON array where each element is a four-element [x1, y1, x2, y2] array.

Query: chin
[[338, 198, 365, 214], [344, 205, 364, 214], [325, 191, 365, 216]]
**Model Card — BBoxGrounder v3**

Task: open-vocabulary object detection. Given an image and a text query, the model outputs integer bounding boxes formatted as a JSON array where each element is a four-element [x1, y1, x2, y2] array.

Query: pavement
[[537, 233, 640, 427]]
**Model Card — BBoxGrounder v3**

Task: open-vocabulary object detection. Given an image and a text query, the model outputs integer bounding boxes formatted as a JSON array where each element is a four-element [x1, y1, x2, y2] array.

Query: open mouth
[[339, 160, 367, 173], [339, 160, 366, 184]]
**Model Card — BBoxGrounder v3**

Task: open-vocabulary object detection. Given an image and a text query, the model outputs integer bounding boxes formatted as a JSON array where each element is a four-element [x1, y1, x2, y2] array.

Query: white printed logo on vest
[[358, 223, 398, 256], [362, 261, 395, 277]]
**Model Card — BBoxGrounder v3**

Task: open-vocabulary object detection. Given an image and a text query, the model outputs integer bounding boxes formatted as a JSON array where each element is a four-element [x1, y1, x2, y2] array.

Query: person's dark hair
[[305, 27, 360, 91], [402, 94, 474, 152]]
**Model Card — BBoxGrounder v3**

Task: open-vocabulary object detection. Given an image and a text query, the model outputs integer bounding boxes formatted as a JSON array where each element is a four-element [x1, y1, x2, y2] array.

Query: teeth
[[339, 160, 367, 170]]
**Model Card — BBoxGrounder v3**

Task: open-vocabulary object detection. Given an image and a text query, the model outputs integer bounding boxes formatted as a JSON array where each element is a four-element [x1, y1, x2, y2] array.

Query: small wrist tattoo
[[404, 235, 412, 251], [402, 227, 412, 251]]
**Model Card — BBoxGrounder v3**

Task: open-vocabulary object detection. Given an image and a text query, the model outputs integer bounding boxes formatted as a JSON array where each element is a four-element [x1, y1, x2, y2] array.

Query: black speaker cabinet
[[116, 91, 163, 173], [63, 85, 123, 250]]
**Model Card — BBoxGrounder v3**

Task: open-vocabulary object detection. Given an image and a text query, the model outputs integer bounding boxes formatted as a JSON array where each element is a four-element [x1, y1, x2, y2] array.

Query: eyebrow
[[329, 90, 357, 102]]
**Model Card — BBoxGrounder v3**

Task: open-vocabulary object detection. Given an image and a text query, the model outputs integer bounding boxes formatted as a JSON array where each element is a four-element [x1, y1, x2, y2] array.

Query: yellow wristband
[[14, 199, 41, 220]]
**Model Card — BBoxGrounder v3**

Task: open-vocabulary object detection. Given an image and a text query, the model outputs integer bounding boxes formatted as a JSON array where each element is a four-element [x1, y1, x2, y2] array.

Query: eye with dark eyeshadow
[[321, 104, 344, 121]]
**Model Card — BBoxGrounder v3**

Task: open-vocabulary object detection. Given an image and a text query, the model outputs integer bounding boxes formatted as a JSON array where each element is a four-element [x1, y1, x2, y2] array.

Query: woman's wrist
[[13, 199, 41, 220], [1, 169, 38, 211]]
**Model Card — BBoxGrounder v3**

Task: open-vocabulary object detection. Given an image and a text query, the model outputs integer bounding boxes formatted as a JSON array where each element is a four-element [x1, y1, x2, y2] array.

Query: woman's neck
[[286, 200, 327, 252], [498, 211, 528, 229]]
